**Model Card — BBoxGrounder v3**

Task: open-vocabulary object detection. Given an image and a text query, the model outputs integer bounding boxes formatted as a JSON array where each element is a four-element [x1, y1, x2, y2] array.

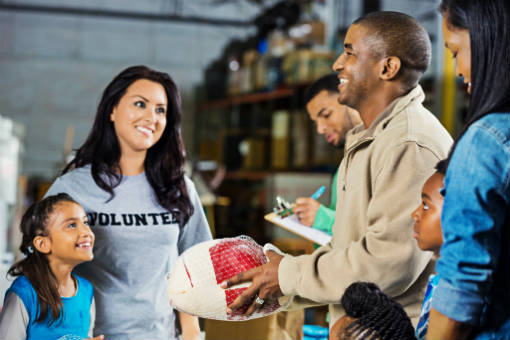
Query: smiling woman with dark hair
[[44, 65, 212, 340], [426, 0, 510, 339]]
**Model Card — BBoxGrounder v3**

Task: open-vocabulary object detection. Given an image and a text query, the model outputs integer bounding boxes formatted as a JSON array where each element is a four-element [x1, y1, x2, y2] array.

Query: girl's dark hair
[[8, 193, 78, 324], [63, 65, 193, 227], [439, 0, 510, 164], [340, 282, 416, 340]]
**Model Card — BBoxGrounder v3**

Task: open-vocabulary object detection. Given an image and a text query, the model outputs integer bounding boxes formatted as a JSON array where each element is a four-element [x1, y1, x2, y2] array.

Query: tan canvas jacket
[[278, 85, 453, 326]]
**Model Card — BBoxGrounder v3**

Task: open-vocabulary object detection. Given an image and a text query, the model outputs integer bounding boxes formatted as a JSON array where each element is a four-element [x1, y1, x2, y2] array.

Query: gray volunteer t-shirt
[[45, 165, 212, 339]]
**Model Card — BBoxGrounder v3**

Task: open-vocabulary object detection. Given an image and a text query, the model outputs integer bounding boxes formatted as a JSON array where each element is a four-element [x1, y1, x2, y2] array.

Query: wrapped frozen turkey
[[166, 236, 292, 321]]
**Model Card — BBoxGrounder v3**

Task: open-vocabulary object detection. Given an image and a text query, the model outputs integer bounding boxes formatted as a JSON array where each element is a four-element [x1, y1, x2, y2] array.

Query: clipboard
[[264, 212, 332, 246]]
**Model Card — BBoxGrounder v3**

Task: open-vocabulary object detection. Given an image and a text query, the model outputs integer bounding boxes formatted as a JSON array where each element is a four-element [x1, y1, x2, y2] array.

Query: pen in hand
[[292, 186, 326, 226], [275, 186, 326, 219], [310, 185, 326, 200]]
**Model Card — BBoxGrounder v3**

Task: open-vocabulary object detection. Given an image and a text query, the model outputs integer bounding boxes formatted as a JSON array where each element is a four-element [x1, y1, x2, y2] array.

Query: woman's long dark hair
[[8, 193, 78, 324], [64, 65, 193, 227], [439, 0, 510, 163], [340, 282, 416, 340]]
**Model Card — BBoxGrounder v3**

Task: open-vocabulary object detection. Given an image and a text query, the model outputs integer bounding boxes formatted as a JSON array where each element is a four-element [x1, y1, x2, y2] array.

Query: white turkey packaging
[[166, 236, 292, 321]]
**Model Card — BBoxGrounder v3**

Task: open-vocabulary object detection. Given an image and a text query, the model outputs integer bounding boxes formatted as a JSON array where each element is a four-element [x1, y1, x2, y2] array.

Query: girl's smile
[[40, 201, 95, 265]]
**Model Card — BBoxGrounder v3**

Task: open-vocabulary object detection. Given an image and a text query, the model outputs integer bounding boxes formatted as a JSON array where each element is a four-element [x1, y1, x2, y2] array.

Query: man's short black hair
[[304, 73, 339, 104], [435, 159, 448, 175], [353, 11, 431, 90]]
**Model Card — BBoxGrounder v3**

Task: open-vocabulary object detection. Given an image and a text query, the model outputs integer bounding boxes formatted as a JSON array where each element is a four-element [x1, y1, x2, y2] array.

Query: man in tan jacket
[[223, 11, 453, 327]]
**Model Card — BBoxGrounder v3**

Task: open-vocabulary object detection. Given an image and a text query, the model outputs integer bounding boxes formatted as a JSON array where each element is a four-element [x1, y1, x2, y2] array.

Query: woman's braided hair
[[340, 282, 416, 340]]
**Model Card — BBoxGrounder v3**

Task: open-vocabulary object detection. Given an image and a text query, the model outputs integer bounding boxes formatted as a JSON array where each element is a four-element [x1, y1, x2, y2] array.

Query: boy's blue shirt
[[5, 274, 93, 340], [415, 274, 439, 340], [433, 113, 510, 339]]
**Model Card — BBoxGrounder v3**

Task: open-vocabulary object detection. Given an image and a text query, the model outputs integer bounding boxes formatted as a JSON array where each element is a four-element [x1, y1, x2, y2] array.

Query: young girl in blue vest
[[0, 193, 103, 340]]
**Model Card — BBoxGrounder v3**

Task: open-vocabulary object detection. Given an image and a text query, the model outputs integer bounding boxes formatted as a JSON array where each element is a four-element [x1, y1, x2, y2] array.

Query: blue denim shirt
[[432, 113, 510, 339]]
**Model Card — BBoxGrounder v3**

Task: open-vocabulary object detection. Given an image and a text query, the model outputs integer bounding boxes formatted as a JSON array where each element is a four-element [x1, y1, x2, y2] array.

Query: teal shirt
[[5, 275, 93, 340], [311, 170, 337, 235]]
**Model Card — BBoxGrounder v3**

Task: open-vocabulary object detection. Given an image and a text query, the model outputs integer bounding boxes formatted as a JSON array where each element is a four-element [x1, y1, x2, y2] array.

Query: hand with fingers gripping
[[221, 250, 284, 316], [292, 197, 321, 226]]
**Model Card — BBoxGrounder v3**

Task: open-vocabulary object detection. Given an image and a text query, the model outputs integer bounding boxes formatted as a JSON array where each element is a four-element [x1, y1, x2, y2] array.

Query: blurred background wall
[[0, 0, 261, 178]]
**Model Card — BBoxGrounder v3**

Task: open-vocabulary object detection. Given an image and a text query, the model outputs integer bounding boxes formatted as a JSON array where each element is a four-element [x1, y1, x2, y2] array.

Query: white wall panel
[[0, 1, 255, 178]]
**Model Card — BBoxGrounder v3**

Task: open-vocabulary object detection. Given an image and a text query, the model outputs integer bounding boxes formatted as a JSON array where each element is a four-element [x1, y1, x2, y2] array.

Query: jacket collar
[[345, 85, 425, 153]]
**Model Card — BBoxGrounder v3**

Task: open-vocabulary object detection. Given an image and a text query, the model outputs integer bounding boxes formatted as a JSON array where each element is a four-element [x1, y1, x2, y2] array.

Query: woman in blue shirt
[[427, 0, 510, 339]]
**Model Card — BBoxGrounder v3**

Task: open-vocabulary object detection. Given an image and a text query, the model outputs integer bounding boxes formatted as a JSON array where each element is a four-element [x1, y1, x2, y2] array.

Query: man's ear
[[33, 236, 51, 254], [379, 56, 401, 80]]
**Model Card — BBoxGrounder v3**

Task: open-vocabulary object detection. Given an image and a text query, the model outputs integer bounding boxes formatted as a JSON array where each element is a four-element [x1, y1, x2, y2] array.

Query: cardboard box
[[241, 136, 269, 170], [271, 111, 290, 169], [288, 20, 326, 46], [205, 310, 304, 340], [290, 111, 310, 168]]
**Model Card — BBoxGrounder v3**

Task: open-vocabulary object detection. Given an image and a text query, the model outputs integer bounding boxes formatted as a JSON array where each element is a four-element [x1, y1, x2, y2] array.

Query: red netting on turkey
[[166, 236, 291, 321]]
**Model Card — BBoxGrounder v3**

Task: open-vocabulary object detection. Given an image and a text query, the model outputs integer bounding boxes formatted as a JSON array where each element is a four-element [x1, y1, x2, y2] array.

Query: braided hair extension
[[340, 282, 416, 340]]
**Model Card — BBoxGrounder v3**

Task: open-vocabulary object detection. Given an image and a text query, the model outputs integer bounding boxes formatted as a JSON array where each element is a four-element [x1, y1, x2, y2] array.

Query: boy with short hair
[[411, 159, 447, 339]]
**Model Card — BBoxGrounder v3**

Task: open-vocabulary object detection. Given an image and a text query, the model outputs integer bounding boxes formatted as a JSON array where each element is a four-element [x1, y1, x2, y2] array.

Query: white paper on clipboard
[[264, 212, 332, 246]]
